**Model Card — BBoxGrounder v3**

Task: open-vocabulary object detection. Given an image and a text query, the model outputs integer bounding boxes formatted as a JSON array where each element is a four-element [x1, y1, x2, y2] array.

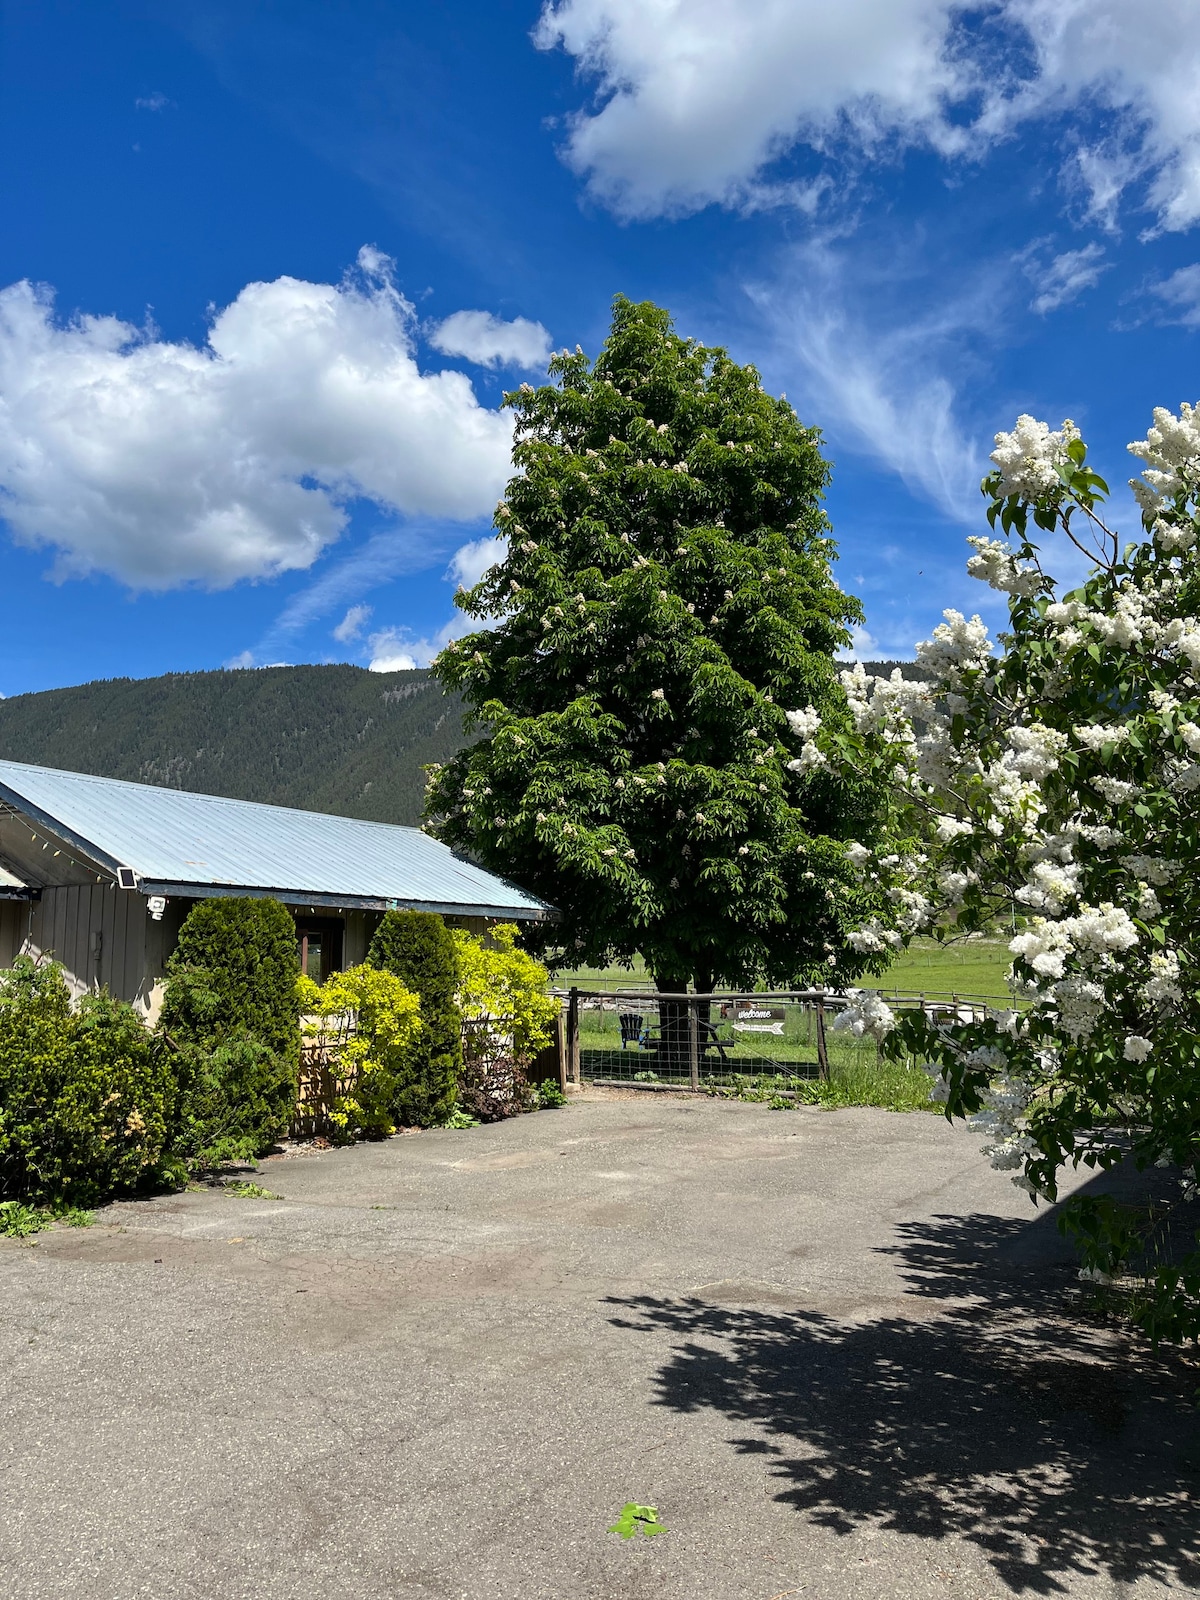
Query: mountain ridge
[[0, 664, 469, 827]]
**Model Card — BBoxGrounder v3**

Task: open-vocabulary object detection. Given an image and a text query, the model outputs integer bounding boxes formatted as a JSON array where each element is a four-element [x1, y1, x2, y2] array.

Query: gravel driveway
[[1, 1092, 1195, 1599]]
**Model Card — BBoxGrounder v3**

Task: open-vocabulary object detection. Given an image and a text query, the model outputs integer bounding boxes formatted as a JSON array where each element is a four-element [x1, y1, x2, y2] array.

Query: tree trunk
[[652, 970, 691, 1076], [693, 965, 715, 1037]]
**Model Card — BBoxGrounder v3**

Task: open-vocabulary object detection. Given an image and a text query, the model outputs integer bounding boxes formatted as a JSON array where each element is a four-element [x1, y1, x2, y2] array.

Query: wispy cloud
[[331, 603, 372, 642], [237, 521, 463, 666], [1026, 242, 1109, 314], [746, 242, 993, 525], [1148, 262, 1200, 328]]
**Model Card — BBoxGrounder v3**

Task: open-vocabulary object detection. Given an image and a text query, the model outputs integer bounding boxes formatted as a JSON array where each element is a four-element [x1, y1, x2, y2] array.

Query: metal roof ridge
[[0, 757, 428, 836]]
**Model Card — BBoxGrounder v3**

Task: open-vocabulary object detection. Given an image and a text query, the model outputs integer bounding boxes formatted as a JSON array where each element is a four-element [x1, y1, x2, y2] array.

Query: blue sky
[[4, 0, 1200, 695]]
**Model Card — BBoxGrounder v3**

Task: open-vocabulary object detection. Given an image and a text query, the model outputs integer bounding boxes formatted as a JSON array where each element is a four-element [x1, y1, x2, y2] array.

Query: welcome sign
[[730, 1004, 786, 1036]]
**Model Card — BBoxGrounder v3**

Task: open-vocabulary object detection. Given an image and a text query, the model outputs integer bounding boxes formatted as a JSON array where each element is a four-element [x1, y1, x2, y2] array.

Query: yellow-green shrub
[[453, 924, 560, 1055], [298, 963, 421, 1137]]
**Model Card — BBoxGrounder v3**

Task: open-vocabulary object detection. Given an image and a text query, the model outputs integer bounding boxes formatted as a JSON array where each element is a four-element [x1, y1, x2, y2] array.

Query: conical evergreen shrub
[[366, 910, 461, 1126], [160, 897, 300, 1167]]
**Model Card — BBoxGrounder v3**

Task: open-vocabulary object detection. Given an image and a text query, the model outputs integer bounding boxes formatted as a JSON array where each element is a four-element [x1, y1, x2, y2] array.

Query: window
[[296, 917, 344, 985]]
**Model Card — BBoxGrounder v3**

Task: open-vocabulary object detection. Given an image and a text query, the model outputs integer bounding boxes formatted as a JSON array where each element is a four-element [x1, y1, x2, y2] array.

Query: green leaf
[[608, 1503, 668, 1539]]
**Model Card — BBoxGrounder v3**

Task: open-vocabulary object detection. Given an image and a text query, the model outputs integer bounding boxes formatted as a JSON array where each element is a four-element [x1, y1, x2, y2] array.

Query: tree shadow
[[607, 1184, 1200, 1593]]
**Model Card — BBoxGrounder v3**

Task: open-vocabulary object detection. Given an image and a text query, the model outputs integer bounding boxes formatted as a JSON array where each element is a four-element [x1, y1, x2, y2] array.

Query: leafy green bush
[[367, 910, 461, 1126], [160, 897, 300, 1168], [0, 958, 174, 1205]]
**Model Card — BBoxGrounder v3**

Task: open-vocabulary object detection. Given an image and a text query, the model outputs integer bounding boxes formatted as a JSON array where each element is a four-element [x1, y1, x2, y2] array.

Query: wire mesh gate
[[558, 988, 840, 1089], [556, 986, 999, 1091]]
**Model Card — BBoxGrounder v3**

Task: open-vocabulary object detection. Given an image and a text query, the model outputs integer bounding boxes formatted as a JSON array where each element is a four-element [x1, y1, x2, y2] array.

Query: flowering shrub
[[297, 964, 422, 1137], [824, 404, 1200, 1343], [451, 925, 561, 1122]]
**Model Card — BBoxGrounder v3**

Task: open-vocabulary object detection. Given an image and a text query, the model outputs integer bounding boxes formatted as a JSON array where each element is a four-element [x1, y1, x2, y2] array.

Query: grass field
[[554, 934, 1014, 1001]]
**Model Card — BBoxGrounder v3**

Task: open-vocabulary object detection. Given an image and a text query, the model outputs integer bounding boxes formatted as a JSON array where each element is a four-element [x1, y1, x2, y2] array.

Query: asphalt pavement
[[1, 1091, 1196, 1599]]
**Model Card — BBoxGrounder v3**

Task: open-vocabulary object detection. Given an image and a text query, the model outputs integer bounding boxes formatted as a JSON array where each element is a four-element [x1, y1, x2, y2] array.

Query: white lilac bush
[[815, 404, 1200, 1342]]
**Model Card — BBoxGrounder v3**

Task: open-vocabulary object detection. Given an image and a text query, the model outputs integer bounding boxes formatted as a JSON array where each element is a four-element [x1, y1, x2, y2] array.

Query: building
[[0, 759, 554, 1016]]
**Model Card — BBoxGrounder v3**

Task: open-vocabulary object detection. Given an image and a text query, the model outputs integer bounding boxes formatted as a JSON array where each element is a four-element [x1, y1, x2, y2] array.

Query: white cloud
[[135, 92, 171, 111], [367, 615, 468, 672], [367, 635, 420, 672], [429, 310, 553, 370], [535, 0, 1200, 230], [0, 249, 514, 589], [839, 623, 879, 661], [449, 533, 507, 589], [535, 0, 971, 219], [1149, 262, 1200, 327], [1027, 243, 1109, 314], [364, 533, 510, 673], [332, 603, 372, 642]]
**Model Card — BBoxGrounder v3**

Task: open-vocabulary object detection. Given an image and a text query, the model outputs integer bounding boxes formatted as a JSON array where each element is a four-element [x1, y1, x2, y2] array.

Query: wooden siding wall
[[0, 901, 31, 968], [20, 886, 154, 1012]]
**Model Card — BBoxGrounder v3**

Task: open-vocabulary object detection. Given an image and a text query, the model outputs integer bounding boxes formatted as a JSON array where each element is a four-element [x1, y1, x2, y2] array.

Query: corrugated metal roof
[[0, 863, 29, 891], [0, 760, 554, 919]]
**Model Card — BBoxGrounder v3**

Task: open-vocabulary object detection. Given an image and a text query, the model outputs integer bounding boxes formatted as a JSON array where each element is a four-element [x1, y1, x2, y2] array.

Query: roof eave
[[136, 879, 560, 921]]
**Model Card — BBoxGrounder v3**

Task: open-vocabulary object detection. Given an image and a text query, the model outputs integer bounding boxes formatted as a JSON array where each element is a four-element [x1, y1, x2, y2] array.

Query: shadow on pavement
[[608, 1201, 1200, 1594]]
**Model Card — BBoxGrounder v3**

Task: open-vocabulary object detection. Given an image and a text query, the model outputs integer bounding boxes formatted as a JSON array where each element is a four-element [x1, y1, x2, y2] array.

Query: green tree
[[159, 897, 300, 1166], [366, 910, 462, 1126], [428, 296, 886, 1005]]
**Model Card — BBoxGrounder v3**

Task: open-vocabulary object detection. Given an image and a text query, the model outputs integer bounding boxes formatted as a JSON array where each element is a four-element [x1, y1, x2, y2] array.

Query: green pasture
[[553, 934, 1014, 1002]]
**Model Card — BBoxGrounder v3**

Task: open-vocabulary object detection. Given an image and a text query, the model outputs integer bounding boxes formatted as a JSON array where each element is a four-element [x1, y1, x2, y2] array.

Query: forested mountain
[[0, 665, 469, 826], [0, 658, 921, 828]]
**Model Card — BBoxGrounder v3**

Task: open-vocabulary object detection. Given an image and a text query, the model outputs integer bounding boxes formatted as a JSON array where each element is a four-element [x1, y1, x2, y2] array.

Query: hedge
[[367, 910, 461, 1126]]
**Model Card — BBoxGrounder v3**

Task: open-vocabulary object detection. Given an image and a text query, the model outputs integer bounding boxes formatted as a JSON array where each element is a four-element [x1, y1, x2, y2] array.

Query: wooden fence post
[[815, 993, 829, 1081], [688, 996, 700, 1092], [567, 986, 581, 1086], [554, 1009, 567, 1094]]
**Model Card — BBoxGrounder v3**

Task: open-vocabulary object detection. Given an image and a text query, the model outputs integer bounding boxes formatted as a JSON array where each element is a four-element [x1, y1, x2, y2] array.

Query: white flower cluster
[[1152, 517, 1197, 554], [968, 1068, 1043, 1192], [935, 815, 973, 842], [1128, 402, 1200, 515], [1015, 859, 1082, 912], [965, 536, 1043, 597], [846, 920, 902, 954], [832, 991, 896, 1040], [1052, 976, 1106, 1041], [991, 415, 1079, 500], [785, 706, 821, 739], [1073, 723, 1130, 751], [1142, 949, 1183, 1005], [787, 743, 826, 774], [915, 610, 993, 680], [1006, 724, 1068, 781]]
